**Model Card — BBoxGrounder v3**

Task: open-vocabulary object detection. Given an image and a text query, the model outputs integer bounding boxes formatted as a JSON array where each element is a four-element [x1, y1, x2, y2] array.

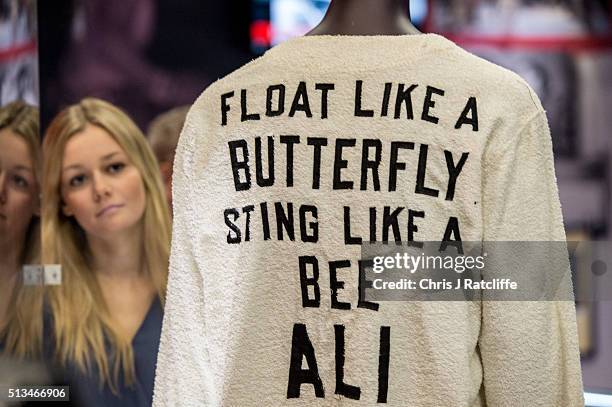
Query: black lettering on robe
[[360, 139, 382, 191], [280, 135, 300, 187], [358, 259, 379, 311], [415, 144, 440, 197], [228, 140, 251, 191], [242, 205, 254, 242], [407, 210, 425, 247], [444, 150, 469, 201], [421, 86, 445, 124], [334, 325, 361, 400], [389, 142, 415, 192], [441, 217, 463, 254], [289, 81, 313, 118], [221, 91, 234, 126], [299, 256, 320, 308], [299, 205, 319, 243], [333, 139, 356, 190], [287, 324, 325, 398], [377, 326, 391, 403], [260, 202, 271, 240], [224, 208, 241, 244], [455, 96, 479, 131], [307, 137, 328, 189], [355, 80, 374, 117], [394, 83, 418, 119], [275, 202, 295, 241], [266, 84, 286, 117], [255, 136, 275, 187], [330, 261, 351, 310], [382, 206, 404, 242], [381, 83, 393, 117], [241, 89, 260, 121], [369, 207, 378, 242], [344, 207, 362, 245], [315, 83, 335, 119]]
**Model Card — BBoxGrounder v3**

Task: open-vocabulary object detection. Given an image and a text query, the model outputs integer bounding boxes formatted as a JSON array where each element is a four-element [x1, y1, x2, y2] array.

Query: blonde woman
[[0, 101, 42, 359], [42, 98, 171, 406]]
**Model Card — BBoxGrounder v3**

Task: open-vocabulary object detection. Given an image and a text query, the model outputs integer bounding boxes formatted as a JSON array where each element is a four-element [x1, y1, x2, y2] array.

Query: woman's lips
[[96, 204, 124, 217]]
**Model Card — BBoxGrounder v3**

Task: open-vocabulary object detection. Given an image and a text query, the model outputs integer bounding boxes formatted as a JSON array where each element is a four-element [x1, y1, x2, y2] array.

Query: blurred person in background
[[147, 105, 189, 212], [49, 0, 201, 129], [41, 98, 171, 406], [0, 100, 42, 359], [0, 0, 38, 106]]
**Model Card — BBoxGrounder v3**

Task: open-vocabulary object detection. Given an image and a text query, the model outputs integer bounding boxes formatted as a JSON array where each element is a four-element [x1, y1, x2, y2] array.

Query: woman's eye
[[11, 174, 29, 188], [69, 174, 86, 187], [107, 162, 125, 174]]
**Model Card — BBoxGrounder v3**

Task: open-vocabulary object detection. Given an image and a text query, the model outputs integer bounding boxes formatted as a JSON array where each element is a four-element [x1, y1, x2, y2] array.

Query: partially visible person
[[42, 98, 171, 406], [0, 101, 42, 359], [147, 105, 189, 211], [0, 354, 67, 404], [48, 0, 202, 129]]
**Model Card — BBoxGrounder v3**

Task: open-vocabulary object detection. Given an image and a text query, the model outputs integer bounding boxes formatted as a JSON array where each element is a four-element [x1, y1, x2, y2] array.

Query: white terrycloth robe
[[153, 34, 584, 407]]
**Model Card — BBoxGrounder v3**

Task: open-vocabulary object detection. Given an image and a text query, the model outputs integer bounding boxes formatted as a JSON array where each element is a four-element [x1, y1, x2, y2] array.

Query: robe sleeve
[[153, 101, 218, 406], [479, 105, 584, 406]]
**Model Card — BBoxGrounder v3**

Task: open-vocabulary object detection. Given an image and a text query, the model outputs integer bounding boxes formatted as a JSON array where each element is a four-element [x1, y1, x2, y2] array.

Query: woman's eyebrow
[[100, 151, 122, 161], [62, 163, 84, 171], [13, 165, 33, 173], [62, 151, 124, 172]]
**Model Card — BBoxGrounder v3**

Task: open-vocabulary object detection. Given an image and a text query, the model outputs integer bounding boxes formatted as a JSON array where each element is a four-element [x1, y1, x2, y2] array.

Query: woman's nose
[[92, 172, 112, 200]]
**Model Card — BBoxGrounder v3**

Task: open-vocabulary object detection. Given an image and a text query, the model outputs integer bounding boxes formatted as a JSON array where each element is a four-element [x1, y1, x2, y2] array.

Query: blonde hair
[[42, 98, 171, 391], [0, 100, 42, 359], [147, 105, 190, 163]]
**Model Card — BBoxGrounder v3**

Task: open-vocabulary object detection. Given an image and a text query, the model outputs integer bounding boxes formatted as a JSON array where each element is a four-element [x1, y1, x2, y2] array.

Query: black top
[[44, 298, 164, 407]]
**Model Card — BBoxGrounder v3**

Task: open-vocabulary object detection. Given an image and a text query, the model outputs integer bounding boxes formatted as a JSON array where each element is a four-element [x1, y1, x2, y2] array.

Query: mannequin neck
[[306, 0, 421, 36]]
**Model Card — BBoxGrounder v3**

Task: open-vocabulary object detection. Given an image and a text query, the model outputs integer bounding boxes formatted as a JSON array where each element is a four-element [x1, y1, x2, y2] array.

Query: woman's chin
[[89, 219, 142, 239]]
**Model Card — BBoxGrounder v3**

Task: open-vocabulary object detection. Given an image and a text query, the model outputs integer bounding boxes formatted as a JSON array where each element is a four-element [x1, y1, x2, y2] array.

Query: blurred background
[[1, 0, 611, 405], [0, 0, 36, 106]]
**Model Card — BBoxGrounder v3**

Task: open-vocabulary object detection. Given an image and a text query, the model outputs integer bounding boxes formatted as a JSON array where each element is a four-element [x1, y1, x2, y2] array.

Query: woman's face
[[60, 125, 146, 240], [0, 129, 39, 249]]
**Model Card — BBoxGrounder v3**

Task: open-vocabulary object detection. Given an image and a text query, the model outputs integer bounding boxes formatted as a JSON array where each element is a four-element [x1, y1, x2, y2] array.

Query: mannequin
[[306, 0, 422, 36]]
